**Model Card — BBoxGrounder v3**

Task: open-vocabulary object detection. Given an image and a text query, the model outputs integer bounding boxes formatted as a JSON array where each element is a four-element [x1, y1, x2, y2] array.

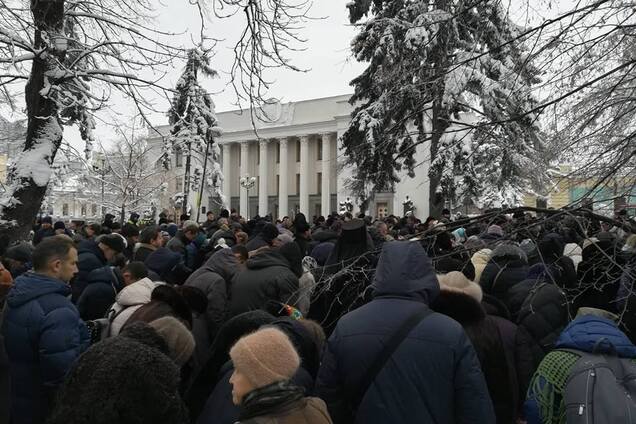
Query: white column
[[299, 135, 309, 216], [240, 141, 249, 217], [258, 140, 268, 217], [321, 133, 331, 217], [278, 138, 289, 219], [222, 143, 232, 209]]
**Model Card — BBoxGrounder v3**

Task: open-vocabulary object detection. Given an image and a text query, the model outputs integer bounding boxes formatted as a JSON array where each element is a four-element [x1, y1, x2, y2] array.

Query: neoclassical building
[[148, 94, 434, 220]]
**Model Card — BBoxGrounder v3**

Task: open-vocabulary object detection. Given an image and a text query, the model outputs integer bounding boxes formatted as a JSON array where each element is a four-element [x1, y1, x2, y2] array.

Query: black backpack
[[560, 344, 636, 423]]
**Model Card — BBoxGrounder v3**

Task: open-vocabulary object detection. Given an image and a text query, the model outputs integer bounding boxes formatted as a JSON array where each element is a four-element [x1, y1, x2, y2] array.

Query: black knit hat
[[99, 234, 126, 253], [54, 221, 66, 230], [41, 216, 53, 224]]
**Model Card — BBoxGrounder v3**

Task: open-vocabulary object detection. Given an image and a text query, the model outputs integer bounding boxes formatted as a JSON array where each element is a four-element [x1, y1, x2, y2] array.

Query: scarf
[[239, 381, 305, 420]]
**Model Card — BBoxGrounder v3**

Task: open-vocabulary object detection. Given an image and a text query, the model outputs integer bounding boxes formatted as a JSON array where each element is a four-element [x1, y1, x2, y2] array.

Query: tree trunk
[[183, 141, 192, 216], [0, 1, 66, 246], [427, 0, 451, 219]]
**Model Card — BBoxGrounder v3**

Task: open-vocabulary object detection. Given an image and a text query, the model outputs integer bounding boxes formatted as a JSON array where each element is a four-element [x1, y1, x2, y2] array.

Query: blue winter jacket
[[72, 240, 108, 303], [315, 241, 495, 424], [77, 266, 122, 321], [524, 315, 636, 424], [1, 272, 90, 424]]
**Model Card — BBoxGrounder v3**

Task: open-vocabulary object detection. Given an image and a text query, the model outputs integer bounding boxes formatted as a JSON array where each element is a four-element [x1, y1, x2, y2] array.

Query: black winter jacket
[[432, 290, 533, 423], [315, 241, 494, 424], [72, 240, 108, 303], [76, 266, 122, 321], [480, 245, 529, 301], [516, 282, 569, 368], [185, 249, 241, 340], [229, 250, 299, 317]]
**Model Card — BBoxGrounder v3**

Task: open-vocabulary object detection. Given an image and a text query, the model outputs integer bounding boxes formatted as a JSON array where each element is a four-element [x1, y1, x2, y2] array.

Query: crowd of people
[[0, 206, 635, 424]]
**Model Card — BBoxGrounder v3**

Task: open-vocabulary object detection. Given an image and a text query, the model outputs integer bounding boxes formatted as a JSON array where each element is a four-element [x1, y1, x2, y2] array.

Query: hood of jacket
[[491, 244, 528, 263], [205, 248, 240, 282], [7, 272, 71, 307], [134, 243, 157, 254], [372, 241, 440, 304], [246, 249, 291, 271], [116, 277, 157, 307], [556, 315, 636, 358], [564, 242, 582, 257], [78, 239, 107, 264]]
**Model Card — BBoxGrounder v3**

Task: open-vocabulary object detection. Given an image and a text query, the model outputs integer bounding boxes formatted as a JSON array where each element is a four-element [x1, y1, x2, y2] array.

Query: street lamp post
[[239, 174, 257, 219]]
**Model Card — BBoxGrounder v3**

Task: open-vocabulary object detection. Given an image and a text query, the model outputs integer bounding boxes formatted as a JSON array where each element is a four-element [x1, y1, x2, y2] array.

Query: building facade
[[148, 94, 437, 220]]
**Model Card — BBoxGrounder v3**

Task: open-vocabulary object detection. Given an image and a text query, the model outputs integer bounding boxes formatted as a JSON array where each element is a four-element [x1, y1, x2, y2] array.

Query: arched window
[[62, 204, 69, 216]]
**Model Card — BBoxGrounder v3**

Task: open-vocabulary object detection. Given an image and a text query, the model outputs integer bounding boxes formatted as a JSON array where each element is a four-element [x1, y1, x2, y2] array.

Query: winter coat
[[480, 244, 529, 302], [516, 281, 569, 369], [167, 230, 189, 258], [185, 249, 240, 340], [295, 234, 312, 257], [133, 243, 156, 263], [616, 254, 636, 343], [0, 300, 10, 424], [432, 290, 533, 423], [73, 240, 109, 302], [77, 266, 123, 321], [1, 272, 90, 424], [472, 248, 492, 284], [186, 310, 276, 422], [315, 241, 495, 424], [109, 277, 158, 336], [563, 242, 582, 271], [229, 250, 300, 317], [524, 316, 636, 424], [32, 227, 55, 246], [47, 323, 189, 424], [574, 240, 623, 313]]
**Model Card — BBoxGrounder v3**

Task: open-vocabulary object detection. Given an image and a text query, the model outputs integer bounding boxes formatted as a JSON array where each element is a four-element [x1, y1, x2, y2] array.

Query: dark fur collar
[[432, 290, 486, 325]]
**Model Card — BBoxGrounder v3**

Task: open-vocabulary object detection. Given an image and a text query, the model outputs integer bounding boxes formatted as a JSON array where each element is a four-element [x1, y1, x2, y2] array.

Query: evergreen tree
[[343, 0, 548, 215], [166, 48, 223, 216]]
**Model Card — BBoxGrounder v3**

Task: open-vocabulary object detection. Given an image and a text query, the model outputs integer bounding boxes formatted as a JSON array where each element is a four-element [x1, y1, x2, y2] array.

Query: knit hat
[[4, 242, 33, 263], [41, 216, 53, 224], [99, 233, 127, 253], [149, 317, 196, 366], [229, 327, 300, 388], [437, 271, 483, 303], [487, 224, 504, 237], [54, 221, 66, 230]]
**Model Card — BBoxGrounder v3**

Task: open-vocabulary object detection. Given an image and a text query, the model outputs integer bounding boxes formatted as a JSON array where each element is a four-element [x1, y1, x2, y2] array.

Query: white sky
[[60, 1, 365, 151]]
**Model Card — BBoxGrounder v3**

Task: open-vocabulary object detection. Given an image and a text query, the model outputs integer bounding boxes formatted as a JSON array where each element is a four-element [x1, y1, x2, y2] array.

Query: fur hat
[[230, 327, 300, 388], [437, 271, 483, 303], [487, 224, 504, 237], [99, 233, 127, 253], [149, 317, 195, 366]]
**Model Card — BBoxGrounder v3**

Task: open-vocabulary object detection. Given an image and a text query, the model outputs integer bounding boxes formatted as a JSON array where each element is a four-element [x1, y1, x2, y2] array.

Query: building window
[[276, 175, 280, 195], [176, 178, 183, 192], [276, 143, 280, 163], [91, 204, 97, 216], [317, 172, 322, 194], [81, 204, 87, 216], [296, 173, 301, 195], [175, 148, 183, 168], [296, 140, 301, 162], [318, 140, 323, 160], [201, 206, 206, 215], [62, 203, 69, 216]]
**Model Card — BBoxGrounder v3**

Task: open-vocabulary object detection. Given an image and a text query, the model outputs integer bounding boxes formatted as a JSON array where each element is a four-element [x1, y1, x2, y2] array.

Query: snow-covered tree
[[165, 48, 223, 216], [343, 0, 549, 215]]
